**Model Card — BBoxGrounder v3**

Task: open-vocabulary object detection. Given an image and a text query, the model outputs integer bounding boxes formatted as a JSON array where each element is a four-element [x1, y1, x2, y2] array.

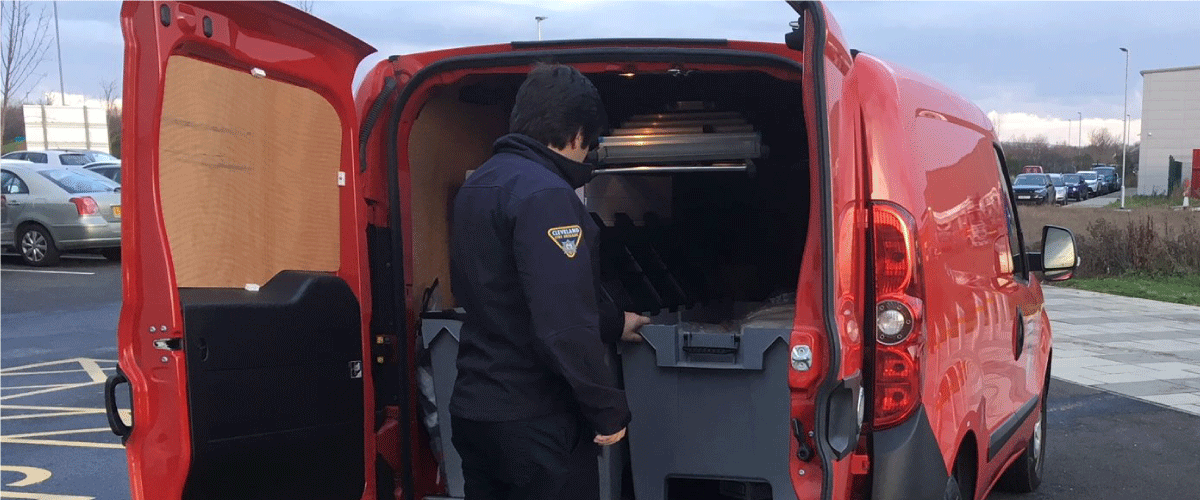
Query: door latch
[[153, 338, 182, 351], [792, 418, 815, 462]]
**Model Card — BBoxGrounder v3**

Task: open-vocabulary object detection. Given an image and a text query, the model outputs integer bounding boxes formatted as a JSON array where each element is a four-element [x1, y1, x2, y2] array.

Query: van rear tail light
[[870, 202, 924, 429], [70, 196, 99, 216]]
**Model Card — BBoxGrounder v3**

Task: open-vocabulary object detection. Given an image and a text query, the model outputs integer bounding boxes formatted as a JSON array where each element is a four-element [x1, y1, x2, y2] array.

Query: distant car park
[[84, 161, 122, 183], [2, 149, 119, 167], [1048, 173, 1068, 204], [1, 160, 122, 266], [1077, 170, 1102, 196], [1012, 173, 1056, 205], [1062, 173, 1089, 201]]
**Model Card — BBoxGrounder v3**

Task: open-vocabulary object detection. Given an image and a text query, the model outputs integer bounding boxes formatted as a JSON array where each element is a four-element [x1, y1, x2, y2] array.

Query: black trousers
[[452, 412, 600, 500]]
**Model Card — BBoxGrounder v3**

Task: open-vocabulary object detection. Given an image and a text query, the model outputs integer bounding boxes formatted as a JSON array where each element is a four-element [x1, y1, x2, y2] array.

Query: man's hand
[[594, 427, 627, 446], [621, 312, 651, 342]]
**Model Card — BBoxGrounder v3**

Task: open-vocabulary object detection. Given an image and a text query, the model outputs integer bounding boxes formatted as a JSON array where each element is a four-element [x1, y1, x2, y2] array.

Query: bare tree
[[99, 79, 118, 112], [290, 1, 314, 14], [100, 78, 121, 156], [2, 0, 53, 106], [1088, 128, 1116, 150]]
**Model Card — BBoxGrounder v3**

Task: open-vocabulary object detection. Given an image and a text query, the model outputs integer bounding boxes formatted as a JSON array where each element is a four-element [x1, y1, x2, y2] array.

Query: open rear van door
[[786, 1, 868, 498], [110, 2, 375, 499]]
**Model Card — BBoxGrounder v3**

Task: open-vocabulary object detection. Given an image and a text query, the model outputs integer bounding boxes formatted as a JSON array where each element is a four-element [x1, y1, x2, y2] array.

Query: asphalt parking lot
[[2, 254, 1198, 499]]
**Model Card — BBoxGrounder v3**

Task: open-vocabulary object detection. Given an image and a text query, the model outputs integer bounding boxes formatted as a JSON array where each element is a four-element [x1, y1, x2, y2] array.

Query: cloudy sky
[[14, 1, 1199, 144]]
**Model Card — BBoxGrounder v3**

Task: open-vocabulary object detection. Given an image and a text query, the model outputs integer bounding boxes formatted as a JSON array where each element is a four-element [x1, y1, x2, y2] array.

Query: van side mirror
[[1039, 225, 1077, 282]]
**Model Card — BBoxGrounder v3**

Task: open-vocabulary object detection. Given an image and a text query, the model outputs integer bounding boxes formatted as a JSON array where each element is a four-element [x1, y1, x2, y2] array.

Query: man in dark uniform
[[449, 64, 650, 500]]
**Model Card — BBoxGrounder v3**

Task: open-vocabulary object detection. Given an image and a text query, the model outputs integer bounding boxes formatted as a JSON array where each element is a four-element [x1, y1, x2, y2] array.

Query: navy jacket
[[448, 134, 629, 435]]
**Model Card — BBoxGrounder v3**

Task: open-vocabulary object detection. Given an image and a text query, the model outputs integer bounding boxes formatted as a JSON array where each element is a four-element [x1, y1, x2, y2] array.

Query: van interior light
[[619, 72, 636, 78]]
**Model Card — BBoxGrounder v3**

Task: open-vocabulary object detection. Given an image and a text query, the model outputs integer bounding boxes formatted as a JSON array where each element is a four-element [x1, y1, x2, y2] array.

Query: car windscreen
[[88, 152, 119, 162], [1051, 176, 1065, 187], [1063, 174, 1081, 183], [38, 168, 119, 193], [58, 154, 92, 166], [1013, 175, 1047, 186], [1080, 172, 1098, 180]]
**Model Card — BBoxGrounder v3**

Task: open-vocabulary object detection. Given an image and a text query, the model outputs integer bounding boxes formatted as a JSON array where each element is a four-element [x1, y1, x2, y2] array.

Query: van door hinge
[[153, 338, 182, 351]]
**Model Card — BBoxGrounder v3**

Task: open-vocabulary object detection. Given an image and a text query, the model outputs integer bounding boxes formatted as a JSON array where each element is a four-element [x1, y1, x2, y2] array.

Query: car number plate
[[1018, 195, 1031, 199], [113, 206, 122, 218]]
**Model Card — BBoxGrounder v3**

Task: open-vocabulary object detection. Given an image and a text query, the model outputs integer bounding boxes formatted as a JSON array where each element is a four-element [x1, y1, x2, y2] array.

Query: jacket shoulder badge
[[547, 225, 583, 258]]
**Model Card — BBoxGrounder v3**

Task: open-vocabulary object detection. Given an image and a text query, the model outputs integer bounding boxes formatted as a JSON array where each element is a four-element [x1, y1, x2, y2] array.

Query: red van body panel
[[854, 53, 1052, 499], [119, 2, 1057, 500]]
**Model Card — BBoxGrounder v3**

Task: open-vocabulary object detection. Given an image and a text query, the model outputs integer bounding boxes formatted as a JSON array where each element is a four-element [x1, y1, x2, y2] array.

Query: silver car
[[2, 160, 122, 266], [2, 149, 119, 167]]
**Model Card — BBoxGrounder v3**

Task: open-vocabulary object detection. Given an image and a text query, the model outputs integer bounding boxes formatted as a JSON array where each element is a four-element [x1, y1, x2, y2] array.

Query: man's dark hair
[[510, 64, 607, 150]]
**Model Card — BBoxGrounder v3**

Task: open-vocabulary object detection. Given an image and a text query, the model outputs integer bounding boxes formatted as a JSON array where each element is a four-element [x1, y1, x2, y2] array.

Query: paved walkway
[[1044, 286, 1200, 416], [1064, 190, 1121, 208]]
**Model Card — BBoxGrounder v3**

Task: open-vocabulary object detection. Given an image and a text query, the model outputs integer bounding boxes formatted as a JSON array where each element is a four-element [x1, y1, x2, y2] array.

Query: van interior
[[408, 61, 816, 499]]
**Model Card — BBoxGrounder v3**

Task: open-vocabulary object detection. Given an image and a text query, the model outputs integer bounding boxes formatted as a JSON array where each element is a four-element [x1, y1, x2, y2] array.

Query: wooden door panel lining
[[159, 55, 342, 288]]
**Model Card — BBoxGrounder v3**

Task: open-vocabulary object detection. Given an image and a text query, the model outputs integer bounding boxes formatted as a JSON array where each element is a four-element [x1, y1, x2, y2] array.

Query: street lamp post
[[1077, 111, 1082, 148], [1120, 47, 1130, 209], [535, 16, 547, 41]]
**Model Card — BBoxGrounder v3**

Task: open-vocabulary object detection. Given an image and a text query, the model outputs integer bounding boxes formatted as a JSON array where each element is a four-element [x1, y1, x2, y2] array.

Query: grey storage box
[[620, 305, 794, 500], [420, 313, 625, 500]]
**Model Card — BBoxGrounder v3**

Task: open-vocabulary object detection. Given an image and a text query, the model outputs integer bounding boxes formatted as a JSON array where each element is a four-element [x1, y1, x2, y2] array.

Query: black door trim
[[988, 395, 1039, 461]]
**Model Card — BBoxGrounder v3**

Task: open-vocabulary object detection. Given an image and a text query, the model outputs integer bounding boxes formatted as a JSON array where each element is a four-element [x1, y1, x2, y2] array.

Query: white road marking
[[0, 466, 51, 487], [0, 368, 115, 376], [0, 491, 95, 500], [0, 405, 130, 421], [0, 358, 117, 374], [0, 428, 124, 450], [0, 382, 101, 402], [0, 269, 94, 275]]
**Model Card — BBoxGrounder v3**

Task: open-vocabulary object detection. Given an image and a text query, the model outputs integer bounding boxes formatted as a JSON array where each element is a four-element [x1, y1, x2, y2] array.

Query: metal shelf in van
[[593, 162, 752, 175], [594, 132, 764, 165]]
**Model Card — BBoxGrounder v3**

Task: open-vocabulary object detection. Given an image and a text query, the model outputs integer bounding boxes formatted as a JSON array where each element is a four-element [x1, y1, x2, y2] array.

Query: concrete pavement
[[1044, 285, 1200, 416]]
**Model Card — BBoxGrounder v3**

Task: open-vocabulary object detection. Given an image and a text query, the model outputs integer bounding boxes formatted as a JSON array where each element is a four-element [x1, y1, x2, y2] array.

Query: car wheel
[[998, 387, 1048, 492], [100, 248, 121, 262], [19, 224, 61, 267], [950, 450, 976, 500]]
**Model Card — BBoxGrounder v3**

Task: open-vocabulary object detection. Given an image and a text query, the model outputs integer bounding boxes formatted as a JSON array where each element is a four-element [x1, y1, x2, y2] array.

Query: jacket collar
[[493, 133, 595, 189]]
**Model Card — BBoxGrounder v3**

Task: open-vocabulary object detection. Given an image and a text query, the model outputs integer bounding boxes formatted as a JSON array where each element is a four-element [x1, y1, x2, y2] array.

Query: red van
[[107, 2, 1079, 500]]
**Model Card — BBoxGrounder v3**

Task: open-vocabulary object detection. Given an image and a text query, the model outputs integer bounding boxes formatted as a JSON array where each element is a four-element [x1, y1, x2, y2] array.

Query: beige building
[[1137, 65, 1200, 195]]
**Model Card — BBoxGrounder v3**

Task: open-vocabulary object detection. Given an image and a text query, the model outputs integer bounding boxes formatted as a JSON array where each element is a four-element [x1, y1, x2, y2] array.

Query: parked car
[[2, 149, 119, 167], [1012, 173, 1055, 205], [1047, 173, 1068, 204], [1, 160, 122, 266], [83, 161, 122, 183], [1062, 173, 1089, 201], [1077, 170, 1102, 196], [1021, 165, 1044, 174], [110, 3, 1079, 500], [1092, 165, 1120, 194]]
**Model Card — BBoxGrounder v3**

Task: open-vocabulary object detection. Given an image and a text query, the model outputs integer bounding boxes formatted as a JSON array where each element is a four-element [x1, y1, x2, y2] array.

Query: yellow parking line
[[0, 466, 51, 487], [0, 405, 130, 421], [3, 428, 114, 439], [0, 437, 124, 450], [0, 384, 88, 391], [0, 491, 95, 500], [0, 359, 116, 374], [0, 368, 115, 376], [76, 360, 107, 384], [0, 382, 101, 402]]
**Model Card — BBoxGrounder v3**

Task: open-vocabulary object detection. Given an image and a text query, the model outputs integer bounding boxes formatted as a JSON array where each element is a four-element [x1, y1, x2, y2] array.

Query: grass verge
[[1054, 273, 1200, 306]]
